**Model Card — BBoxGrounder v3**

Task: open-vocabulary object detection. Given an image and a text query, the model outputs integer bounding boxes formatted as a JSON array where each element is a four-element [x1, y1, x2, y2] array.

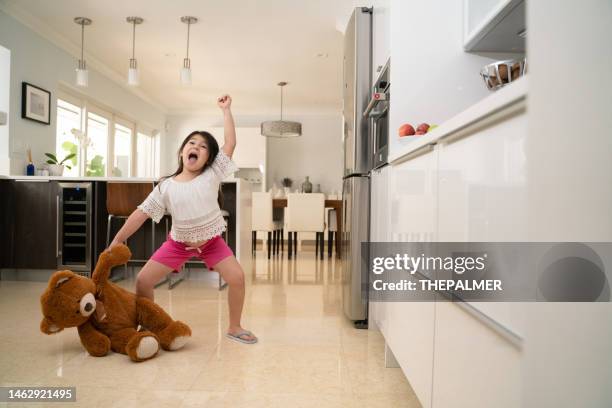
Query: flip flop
[[226, 330, 258, 344]]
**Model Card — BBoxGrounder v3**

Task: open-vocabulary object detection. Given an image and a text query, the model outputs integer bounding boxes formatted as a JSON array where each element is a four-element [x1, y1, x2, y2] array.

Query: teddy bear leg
[[136, 297, 192, 351], [110, 327, 160, 362]]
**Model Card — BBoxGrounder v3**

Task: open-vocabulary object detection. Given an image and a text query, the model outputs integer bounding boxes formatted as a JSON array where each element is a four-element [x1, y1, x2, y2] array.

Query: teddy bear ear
[[48, 270, 74, 289], [40, 317, 63, 335]]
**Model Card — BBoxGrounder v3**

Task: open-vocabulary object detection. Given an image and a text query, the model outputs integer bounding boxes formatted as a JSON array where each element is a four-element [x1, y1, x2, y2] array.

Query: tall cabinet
[[10, 180, 59, 269]]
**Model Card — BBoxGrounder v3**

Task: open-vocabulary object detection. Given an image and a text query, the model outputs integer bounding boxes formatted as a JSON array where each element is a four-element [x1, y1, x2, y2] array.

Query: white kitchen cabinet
[[463, 0, 526, 52], [375, 147, 438, 407], [432, 98, 526, 407], [369, 164, 390, 334], [432, 301, 521, 408], [436, 101, 527, 337], [210, 127, 266, 170], [369, 165, 391, 242]]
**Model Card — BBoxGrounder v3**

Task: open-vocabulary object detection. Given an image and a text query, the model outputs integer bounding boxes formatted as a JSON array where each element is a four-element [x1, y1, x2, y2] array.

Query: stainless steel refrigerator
[[342, 7, 372, 327]]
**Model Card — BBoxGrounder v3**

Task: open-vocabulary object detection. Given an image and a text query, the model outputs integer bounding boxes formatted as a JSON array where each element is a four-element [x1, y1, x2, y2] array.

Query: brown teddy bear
[[40, 244, 191, 362]]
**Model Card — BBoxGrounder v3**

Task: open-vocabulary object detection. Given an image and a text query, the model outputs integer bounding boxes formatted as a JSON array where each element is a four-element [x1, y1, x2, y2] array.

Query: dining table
[[272, 198, 342, 258]]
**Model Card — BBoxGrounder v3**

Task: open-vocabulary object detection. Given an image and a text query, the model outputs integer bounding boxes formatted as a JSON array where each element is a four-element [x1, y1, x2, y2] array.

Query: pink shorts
[[151, 234, 234, 272]]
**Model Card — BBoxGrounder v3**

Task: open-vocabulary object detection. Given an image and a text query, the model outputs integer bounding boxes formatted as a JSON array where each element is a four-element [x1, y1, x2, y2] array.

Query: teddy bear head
[[40, 270, 97, 334]]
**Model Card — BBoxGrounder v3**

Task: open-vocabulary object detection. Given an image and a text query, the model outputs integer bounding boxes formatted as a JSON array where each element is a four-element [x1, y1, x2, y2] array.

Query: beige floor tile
[[0, 250, 419, 407]]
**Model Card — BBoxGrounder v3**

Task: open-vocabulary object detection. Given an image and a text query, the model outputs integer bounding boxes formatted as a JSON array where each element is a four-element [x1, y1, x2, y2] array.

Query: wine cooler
[[57, 182, 93, 275]]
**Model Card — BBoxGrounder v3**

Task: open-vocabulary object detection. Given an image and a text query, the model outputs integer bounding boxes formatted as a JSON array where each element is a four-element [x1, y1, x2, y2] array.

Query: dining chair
[[285, 193, 325, 260], [251, 192, 283, 259], [326, 208, 337, 258]]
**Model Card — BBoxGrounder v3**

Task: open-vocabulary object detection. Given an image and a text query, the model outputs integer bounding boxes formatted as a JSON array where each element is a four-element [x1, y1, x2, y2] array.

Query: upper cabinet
[[464, 0, 526, 52], [210, 127, 266, 170]]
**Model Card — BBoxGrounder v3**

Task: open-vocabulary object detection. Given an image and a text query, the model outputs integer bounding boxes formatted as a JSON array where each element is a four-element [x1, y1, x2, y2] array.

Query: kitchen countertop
[[0, 175, 242, 183], [389, 76, 528, 164]]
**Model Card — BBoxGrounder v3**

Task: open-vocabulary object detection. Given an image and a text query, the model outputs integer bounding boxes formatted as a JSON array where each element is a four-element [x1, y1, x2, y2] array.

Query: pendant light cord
[[132, 21, 136, 59], [186, 21, 191, 60], [80, 22, 84, 61], [280, 85, 283, 121]]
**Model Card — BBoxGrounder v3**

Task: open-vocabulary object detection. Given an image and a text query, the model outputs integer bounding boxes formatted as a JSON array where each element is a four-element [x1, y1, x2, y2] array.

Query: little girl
[[109, 95, 257, 344]]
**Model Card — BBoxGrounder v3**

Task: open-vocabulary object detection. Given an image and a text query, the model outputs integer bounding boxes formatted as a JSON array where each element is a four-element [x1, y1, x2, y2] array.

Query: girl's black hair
[[159, 130, 224, 207]]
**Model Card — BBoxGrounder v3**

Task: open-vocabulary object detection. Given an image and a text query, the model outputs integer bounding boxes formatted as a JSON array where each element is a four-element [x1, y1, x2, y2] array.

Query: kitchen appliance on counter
[[342, 7, 372, 328], [364, 58, 390, 169]]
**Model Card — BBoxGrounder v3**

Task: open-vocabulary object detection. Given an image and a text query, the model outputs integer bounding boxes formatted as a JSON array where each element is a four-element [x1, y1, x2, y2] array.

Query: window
[[113, 122, 133, 177], [85, 110, 109, 177], [137, 131, 157, 177], [55, 91, 159, 178], [55, 99, 81, 177]]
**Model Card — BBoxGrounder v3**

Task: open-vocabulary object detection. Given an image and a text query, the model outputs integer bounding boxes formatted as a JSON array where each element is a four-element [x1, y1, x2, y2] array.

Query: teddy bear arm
[[77, 320, 111, 357], [92, 245, 131, 289]]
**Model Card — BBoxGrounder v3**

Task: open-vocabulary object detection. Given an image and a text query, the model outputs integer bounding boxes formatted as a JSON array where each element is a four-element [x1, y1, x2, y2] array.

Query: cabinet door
[[370, 165, 391, 242], [12, 180, 59, 269], [210, 127, 266, 169], [434, 109, 526, 407], [432, 302, 521, 408], [0, 180, 11, 267]]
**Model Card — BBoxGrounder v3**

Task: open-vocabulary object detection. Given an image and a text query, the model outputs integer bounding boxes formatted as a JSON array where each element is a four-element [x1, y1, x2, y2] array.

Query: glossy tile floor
[[0, 247, 420, 407]]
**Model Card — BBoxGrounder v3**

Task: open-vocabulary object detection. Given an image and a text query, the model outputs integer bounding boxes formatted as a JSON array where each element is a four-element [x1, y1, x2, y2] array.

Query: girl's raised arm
[[217, 94, 236, 158]]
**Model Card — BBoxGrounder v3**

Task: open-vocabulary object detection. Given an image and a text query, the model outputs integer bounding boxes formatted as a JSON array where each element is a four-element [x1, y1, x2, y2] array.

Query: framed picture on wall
[[21, 82, 51, 125]]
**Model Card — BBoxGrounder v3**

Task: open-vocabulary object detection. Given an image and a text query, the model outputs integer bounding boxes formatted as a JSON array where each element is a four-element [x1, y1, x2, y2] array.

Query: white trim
[[0, 2, 168, 113]]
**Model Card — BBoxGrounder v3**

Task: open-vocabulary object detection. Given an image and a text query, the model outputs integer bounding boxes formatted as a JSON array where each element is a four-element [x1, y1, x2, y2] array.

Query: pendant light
[[261, 82, 302, 138], [74, 17, 92, 87], [126, 16, 143, 86], [180, 16, 198, 85]]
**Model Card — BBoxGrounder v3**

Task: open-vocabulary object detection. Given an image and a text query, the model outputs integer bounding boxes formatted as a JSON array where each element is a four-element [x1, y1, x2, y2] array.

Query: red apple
[[417, 123, 430, 133], [415, 130, 426, 135], [398, 123, 415, 137]]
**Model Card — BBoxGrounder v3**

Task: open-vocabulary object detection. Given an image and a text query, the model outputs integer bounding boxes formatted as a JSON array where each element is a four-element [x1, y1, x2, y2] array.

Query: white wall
[[388, 0, 522, 159], [165, 114, 344, 194], [0, 10, 166, 175], [0, 45, 9, 175]]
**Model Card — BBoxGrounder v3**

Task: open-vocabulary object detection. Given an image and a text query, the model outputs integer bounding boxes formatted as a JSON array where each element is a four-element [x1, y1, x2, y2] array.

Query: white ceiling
[[3, 0, 360, 115]]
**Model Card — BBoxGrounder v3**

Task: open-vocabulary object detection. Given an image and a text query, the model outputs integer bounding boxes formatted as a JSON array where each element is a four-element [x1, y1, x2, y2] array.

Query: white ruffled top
[[137, 150, 238, 243]]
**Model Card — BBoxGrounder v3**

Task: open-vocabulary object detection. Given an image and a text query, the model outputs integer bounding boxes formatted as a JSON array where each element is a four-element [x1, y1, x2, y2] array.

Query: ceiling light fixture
[[261, 82, 302, 138], [180, 16, 198, 85], [126, 16, 143, 86], [74, 17, 92, 87]]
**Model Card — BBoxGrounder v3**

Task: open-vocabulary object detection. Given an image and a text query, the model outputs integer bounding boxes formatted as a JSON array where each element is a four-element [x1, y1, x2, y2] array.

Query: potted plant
[[281, 177, 293, 196], [45, 152, 76, 176]]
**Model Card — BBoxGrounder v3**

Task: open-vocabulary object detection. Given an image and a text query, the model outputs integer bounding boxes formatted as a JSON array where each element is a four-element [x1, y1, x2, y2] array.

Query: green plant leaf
[[65, 165, 72, 170], [59, 153, 76, 165], [46, 160, 55, 165], [44, 153, 58, 163]]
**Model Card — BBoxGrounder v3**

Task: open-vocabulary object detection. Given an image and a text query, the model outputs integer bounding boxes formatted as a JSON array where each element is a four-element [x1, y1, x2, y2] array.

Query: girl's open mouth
[[188, 153, 198, 163]]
